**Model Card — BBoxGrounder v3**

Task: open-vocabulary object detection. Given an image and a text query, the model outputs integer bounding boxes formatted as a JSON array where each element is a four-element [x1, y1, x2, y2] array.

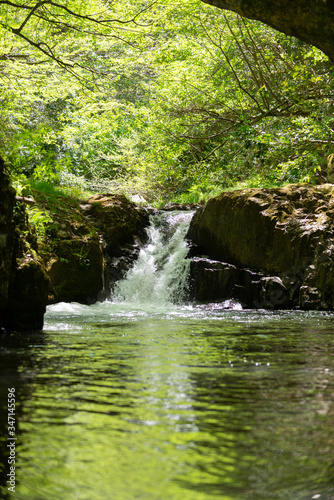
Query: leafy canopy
[[1, 0, 333, 204]]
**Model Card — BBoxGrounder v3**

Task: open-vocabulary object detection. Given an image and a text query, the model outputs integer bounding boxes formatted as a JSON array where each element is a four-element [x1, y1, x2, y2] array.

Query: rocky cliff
[[0, 158, 149, 331], [0, 159, 49, 331], [188, 184, 334, 310]]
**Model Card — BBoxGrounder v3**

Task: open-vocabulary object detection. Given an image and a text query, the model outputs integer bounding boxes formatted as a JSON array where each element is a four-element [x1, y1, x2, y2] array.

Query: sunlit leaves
[[1, 0, 334, 201]]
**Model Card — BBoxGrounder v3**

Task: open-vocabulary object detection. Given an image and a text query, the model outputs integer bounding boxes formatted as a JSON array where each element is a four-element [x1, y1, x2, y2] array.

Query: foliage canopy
[[1, 0, 333, 204]]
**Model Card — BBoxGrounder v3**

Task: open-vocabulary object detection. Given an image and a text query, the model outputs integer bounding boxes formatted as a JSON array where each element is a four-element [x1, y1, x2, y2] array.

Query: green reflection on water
[[1, 305, 334, 500]]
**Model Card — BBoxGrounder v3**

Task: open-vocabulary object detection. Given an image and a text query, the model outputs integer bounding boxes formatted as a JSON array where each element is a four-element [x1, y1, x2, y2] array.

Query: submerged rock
[[188, 184, 334, 310]]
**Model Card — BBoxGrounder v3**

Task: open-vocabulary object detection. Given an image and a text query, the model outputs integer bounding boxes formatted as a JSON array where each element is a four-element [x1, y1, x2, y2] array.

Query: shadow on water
[[0, 330, 46, 499]]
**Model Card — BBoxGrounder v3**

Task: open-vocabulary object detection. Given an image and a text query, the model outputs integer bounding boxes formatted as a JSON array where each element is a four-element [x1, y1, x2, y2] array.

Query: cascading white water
[[113, 211, 193, 306]]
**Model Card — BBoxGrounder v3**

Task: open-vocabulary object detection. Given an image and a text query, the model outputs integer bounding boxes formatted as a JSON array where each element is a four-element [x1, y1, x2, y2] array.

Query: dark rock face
[[37, 192, 148, 304], [84, 194, 149, 296], [0, 160, 50, 331], [0, 158, 16, 329], [86, 194, 149, 257], [46, 239, 104, 304], [187, 184, 334, 309], [188, 258, 291, 309], [6, 200, 50, 331], [189, 258, 240, 302], [40, 206, 105, 305], [5, 258, 49, 331]]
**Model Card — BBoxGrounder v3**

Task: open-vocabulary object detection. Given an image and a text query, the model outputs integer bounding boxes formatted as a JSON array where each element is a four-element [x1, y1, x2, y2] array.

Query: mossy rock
[[29, 191, 148, 305], [0, 158, 16, 327], [46, 239, 104, 304], [188, 184, 334, 274], [86, 194, 149, 257], [188, 184, 334, 309]]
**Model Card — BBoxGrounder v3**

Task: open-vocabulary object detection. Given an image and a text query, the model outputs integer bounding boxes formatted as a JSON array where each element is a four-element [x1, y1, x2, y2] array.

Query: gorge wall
[[187, 184, 334, 310]]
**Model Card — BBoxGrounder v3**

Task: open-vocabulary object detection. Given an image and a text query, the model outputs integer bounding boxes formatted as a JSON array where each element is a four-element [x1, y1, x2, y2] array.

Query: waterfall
[[113, 211, 193, 306]]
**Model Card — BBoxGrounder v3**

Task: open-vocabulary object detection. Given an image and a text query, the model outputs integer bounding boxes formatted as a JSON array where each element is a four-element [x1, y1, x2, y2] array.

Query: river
[[0, 212, 334, 500]]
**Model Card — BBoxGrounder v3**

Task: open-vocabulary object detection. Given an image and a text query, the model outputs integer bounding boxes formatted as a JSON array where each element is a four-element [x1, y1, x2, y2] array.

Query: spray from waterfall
[[113, 211, 193, 306]]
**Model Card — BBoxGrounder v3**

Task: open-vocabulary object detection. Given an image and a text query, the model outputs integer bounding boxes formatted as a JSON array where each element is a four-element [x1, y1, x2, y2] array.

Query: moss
[[0, 159, 16, 328]]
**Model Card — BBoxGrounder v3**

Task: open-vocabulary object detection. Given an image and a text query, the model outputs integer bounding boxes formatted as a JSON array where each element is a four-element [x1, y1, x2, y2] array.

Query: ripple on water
[[4, 303, 334, 500]]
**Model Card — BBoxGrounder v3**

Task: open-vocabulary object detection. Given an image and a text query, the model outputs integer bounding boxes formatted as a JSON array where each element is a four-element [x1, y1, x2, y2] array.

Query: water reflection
[[0, 331, 46, 499], [0, 305, 334, 499]]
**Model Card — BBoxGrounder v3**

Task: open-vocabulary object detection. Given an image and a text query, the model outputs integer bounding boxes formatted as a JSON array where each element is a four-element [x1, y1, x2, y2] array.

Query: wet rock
[[1, 190, 49, 331], [1, 158, 49, 331], [189, 258, 240, 302], [5, 258, 49, 331], [237, 268, 264, 308], [85, 194, 149, 295], [299, 286, 325, 310], [258, 276, 291, 309], [31, 192, 150, 304], [188, 257, 284, 308]]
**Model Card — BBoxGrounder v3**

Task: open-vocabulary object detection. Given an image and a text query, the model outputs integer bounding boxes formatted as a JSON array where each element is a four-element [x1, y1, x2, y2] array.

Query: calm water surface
[[1, 302, 334, 500]]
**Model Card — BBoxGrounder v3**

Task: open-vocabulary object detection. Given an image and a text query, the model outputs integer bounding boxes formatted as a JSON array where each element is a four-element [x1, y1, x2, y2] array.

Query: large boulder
[[46, 239, 104, 304], [188, 258, 291, 309], [188, 184, 334, 309], [5, 258, 49, 331], [38, 193, 149, 303], [86, 194, 149, 256], [84, 194, 149, 293], [30, 189, 105, 305]]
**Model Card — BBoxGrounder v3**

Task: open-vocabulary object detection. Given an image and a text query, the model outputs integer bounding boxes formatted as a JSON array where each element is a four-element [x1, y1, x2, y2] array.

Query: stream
[[1, 212, 334, 500]]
